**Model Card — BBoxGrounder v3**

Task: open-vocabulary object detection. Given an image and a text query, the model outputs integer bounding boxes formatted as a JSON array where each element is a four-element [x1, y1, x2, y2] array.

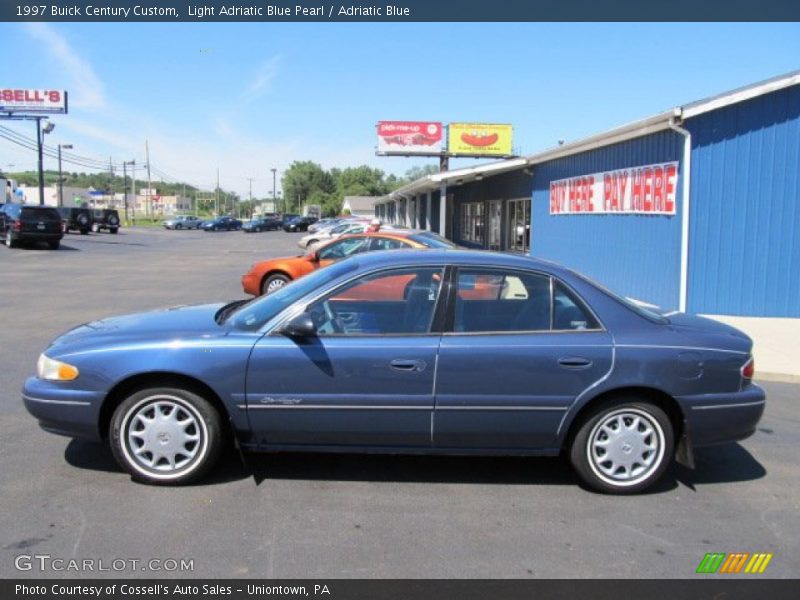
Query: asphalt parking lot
[[1, 227, 798, 579]]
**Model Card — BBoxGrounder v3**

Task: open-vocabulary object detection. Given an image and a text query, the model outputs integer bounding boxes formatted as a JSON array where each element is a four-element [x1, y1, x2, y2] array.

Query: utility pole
[[57, 143, 73, 207], [122, 161, 128, 222], [36, 118, 54, 205], [108, 156, 114, 208], [270, 168, 277, 213], [215, 168, 220, 216], [247, 177, 254, 219], [145, 140, 152, 217]]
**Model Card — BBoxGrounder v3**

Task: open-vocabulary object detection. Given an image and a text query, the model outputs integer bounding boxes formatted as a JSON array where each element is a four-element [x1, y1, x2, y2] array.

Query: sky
[[1, 22, 799, 197]]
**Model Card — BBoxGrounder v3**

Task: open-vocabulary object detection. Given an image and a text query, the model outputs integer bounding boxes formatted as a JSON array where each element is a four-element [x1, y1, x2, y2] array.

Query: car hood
[[49, 303, 227, 349]]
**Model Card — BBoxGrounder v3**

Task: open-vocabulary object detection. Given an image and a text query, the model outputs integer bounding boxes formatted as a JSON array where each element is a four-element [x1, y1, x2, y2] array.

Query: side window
[[553, 281, 599, 330], [454, 269, 551, 333], [307, 267, 443, 335], [317, 237, 369, 260], [369, 237, 410, 251]]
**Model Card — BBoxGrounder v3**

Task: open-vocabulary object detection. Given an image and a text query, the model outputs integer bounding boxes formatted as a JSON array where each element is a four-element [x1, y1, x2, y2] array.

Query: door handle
[[390, 359, 426, 373], [558, 357, 593, 369]]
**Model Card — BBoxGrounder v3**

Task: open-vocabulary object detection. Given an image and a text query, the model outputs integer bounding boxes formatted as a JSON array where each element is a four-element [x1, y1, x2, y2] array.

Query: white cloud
[[23, 23, 107, 110], [242, 55, 281, 103]]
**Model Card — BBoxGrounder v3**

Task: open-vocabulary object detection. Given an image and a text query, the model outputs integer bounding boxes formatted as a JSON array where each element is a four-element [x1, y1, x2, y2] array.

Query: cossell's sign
[[0, 89, 68, 114], [549, 162, 678, 215], [377, 121, 443, 154], [448, 123, 513, 156]]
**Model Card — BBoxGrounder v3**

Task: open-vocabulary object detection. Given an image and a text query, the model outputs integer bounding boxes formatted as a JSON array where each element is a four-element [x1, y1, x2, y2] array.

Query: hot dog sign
[[448, 123, 513, 156]]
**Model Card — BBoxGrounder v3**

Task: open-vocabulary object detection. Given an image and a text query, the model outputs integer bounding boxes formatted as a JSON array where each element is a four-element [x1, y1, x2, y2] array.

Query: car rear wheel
[[48, 240, 60, 250], [262, 273, 291, 295], [110, 387, 223, 485], [569, 400, 673, 494], [176, 223, 182, 230], [110, 228, 118, 234]]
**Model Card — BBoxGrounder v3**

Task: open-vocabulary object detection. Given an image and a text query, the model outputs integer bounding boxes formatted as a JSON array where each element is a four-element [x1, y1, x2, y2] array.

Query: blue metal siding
[[687, 85, 800, 317], [531, 131, 684, 309]]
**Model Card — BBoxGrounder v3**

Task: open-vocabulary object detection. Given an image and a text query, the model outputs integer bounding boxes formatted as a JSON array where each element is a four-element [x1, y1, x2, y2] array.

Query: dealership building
[[375, 71, 799, 376]]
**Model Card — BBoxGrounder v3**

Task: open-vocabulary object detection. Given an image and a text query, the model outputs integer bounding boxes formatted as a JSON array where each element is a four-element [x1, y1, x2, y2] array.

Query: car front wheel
[[262, 273, 290, 295], [110, 387, 223, 485], [569, 400, 673, 494]]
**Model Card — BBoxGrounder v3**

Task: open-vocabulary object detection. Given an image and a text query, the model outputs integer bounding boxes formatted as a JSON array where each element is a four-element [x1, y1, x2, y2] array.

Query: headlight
[[37, 354, 80, 381]]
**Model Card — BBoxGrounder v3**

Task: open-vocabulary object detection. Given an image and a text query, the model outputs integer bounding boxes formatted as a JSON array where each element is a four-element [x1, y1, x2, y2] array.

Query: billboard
[[448, 123, 513, 156], [0, 89, 68, 114], [377, 121, 443, 155], [549, 162, 678, 215]]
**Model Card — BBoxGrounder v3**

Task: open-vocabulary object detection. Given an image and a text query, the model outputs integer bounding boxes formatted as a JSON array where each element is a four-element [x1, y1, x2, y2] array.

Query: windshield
[[408, 232, 458, 249], [228, 259, 359, 331]]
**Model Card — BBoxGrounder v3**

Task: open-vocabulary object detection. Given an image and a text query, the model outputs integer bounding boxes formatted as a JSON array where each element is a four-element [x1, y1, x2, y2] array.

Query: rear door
[[433, 267, 613, 450]]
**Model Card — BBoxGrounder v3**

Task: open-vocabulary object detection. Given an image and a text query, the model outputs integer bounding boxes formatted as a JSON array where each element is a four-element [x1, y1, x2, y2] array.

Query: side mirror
[[280, 313, 317, 338]]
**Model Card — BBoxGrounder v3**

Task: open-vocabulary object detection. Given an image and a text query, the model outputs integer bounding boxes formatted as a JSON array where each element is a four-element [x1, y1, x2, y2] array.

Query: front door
[[245, 266, 445, 448], [433, 267, 613, 450]]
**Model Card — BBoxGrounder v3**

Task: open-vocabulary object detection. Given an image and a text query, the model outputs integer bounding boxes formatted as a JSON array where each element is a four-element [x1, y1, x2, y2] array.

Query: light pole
[[270, 168, 277, 213], [36, 118, 55, 205], [57, 144, 73, 207]]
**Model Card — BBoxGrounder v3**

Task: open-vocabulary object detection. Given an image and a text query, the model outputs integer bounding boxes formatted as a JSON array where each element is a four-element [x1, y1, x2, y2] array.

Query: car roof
[[344, 247, 570, 275]]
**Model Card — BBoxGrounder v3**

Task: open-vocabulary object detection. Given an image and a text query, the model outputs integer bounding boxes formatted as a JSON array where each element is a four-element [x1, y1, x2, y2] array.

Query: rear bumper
[[22, 377, 104, 442], [679, 384, 766, 447], [16, 232, 63, 241]]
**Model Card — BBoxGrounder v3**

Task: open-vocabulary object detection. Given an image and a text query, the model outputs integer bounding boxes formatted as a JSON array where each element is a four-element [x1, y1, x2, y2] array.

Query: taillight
[[741, 357, 755, 380], [11, 220, 21, 232]]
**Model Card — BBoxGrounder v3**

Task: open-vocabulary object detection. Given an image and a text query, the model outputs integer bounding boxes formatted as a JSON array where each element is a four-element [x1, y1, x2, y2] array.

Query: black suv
[[0, 204, 64, 250], [58, 207, 92, 235], [91, 209, 121, 233]]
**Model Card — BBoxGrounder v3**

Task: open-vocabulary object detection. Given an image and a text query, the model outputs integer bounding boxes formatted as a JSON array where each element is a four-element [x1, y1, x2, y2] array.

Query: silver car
[[163, 215, 203, 230]]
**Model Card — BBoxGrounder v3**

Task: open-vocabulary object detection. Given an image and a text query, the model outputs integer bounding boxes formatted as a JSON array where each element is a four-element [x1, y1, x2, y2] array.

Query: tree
[[334, 165, 391, 197], [281, 161, 335, 213]]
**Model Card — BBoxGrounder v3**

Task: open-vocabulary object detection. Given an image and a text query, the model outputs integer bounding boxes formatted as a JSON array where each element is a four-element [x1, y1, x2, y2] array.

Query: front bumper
[[679, 384, 766, 447], [241, 271, 260, 296], [22, 377, 105, 442]]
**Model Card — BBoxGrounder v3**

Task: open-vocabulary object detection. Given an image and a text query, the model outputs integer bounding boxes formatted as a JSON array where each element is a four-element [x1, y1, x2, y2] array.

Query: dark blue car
[[23, 250, 764, 493]]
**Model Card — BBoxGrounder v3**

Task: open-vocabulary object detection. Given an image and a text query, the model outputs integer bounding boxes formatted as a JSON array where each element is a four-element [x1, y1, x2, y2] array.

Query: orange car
[[241, 230, 456, 296]]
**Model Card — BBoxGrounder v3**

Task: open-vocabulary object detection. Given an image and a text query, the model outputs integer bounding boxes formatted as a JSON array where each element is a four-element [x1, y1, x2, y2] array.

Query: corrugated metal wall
[[531, 130, 684, 309], [687, 85, 800, 317]]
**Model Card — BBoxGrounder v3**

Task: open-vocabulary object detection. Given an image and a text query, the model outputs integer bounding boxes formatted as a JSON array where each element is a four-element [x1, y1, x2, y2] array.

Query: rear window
[[408, 232, 458, 249], [21, 207, 61, 222]]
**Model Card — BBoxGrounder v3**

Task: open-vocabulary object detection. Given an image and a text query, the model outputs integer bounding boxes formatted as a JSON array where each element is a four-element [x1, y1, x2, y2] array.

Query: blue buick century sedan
[[23, 250, 765, 493]]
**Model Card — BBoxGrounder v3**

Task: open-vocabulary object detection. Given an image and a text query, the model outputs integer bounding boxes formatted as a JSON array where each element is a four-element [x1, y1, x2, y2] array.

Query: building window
[[460, 202, 485, 245], [506, 199, 530, 253]]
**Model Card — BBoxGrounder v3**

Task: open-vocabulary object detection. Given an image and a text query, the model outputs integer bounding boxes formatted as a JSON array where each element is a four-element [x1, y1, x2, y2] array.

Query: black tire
[[77, 214, 90, 229], [175, 223, 182, 230], [569, 399, 673, 494], [80, 229, 89, 235], [256, 227, 262, 233], [261, 273, 291, 295], [110, 387, 223, 485], [110, 228, 118, 234], [48, 240, 60, 250]]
